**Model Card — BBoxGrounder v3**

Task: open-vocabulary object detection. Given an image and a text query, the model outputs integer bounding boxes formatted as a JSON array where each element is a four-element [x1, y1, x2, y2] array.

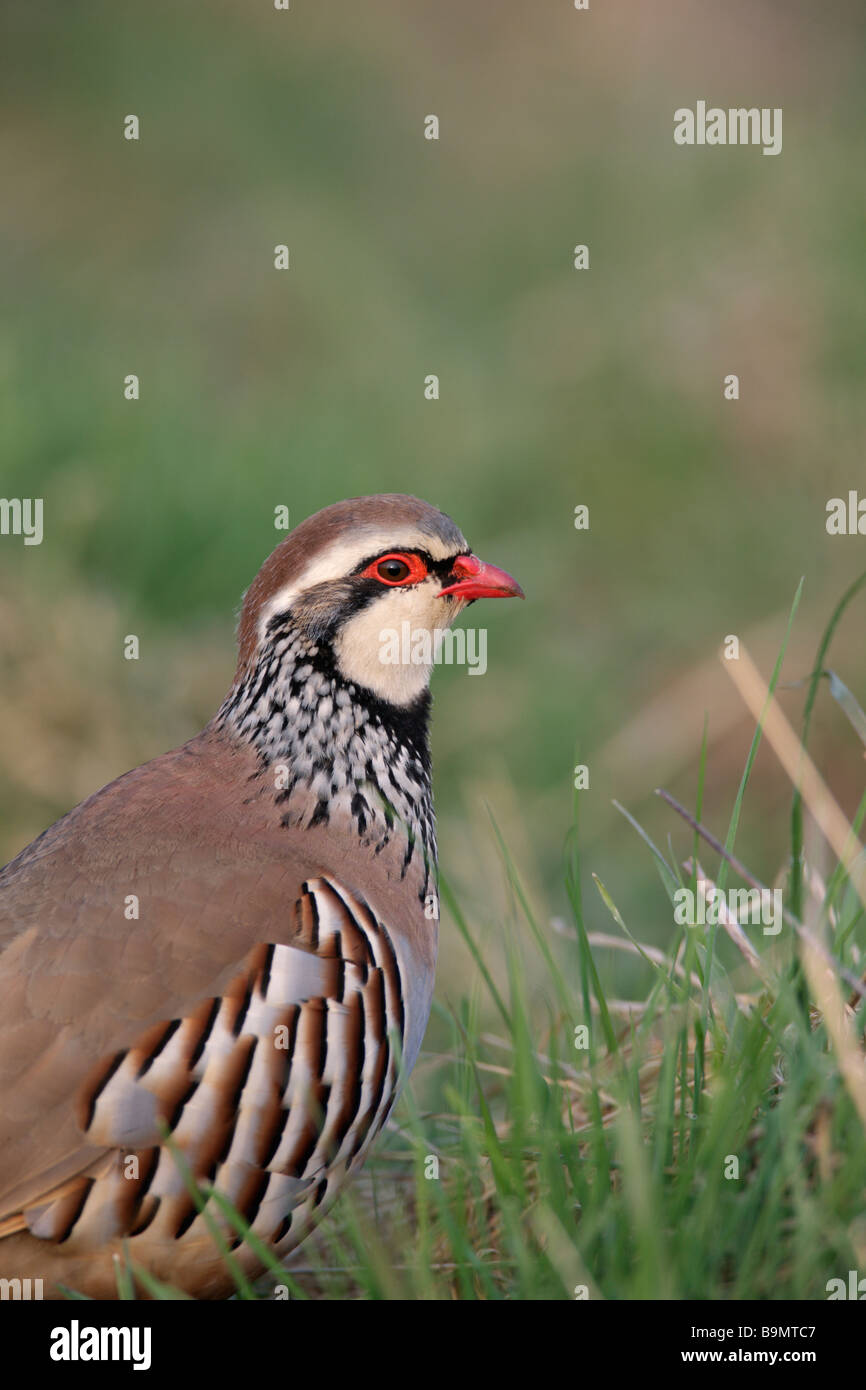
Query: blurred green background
[[2, 0, 866, 1006]]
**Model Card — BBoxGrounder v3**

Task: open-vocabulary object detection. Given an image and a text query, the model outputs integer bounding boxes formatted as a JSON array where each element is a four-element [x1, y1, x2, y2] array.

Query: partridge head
[[0, 493, 523, 1298]]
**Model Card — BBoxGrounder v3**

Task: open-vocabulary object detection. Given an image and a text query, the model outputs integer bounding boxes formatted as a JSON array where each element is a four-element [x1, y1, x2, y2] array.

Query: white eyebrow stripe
[[257, 529, 463, 636]]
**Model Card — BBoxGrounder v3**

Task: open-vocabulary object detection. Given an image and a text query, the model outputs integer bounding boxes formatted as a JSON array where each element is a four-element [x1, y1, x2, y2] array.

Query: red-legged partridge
[[0, 494, 523, 1298]]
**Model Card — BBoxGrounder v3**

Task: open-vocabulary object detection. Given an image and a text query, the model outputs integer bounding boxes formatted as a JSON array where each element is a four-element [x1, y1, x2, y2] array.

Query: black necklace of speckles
[[217, 616, 437, 902]]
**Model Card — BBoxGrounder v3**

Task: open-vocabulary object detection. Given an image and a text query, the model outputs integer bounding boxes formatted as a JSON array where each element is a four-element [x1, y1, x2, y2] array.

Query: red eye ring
[[361, 552, 428, 587]]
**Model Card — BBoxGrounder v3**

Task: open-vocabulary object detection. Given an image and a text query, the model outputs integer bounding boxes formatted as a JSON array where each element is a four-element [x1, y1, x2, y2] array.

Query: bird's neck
[[215, 625, 437, 899]]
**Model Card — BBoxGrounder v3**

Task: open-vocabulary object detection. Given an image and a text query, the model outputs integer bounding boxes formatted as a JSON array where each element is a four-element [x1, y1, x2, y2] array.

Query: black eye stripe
[[431, 555, 467, 579], [351, 550, 469, 581]]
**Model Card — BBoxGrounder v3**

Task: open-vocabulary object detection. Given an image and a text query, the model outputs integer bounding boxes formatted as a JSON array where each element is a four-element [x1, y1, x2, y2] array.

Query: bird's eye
[[360, 552, 428, 586], [377, 557, 411, 583]]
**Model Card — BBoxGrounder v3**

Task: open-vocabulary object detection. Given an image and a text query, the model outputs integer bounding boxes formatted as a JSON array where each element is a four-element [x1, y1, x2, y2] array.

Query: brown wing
[[0, 731, 407, 1288]]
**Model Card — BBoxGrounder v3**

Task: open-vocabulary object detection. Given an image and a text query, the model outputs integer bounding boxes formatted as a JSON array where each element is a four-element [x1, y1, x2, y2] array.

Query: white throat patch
[[333, 580, 465, 705]]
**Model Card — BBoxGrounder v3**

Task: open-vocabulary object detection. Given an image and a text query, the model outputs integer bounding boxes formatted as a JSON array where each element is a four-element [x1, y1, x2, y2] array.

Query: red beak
[[439, 553, 525, 602]]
